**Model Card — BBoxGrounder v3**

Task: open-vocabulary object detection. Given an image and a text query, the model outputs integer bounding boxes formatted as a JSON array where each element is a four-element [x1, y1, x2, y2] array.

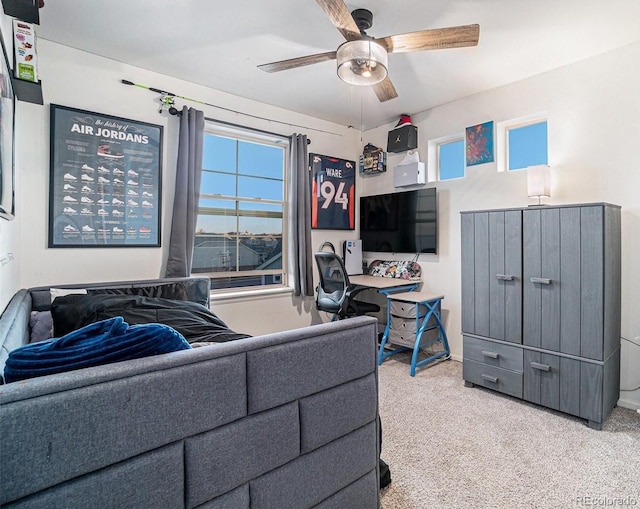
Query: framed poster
[[310, 153, 355, 230], [0, 30, 15, 221], [49, 104, 163, 247], [465, 120, 494, 166]]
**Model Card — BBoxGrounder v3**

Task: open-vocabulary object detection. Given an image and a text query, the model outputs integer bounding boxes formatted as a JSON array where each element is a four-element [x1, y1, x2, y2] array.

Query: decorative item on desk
[[359, 143, 386, 175], [527, 164, 551, 206]]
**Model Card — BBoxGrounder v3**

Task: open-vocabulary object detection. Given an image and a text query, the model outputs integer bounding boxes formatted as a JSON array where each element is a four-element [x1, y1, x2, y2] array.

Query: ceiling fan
[[258, 0, 479, 102]]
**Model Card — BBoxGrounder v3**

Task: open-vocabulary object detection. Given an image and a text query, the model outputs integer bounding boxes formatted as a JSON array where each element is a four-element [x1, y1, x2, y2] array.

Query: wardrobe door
[[461, 211, 521, 342], [523, 208, 561, 351]]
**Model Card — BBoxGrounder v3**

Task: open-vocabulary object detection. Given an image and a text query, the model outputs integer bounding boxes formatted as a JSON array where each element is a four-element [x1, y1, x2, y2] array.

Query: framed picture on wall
[[310, 153, 355, 230], [0, 31, 16, 221], [465, 120, 495, 166], [48, 104, 163, 247]]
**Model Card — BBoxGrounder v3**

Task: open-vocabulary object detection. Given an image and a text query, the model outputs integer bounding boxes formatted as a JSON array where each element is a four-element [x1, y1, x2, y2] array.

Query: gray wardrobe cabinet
[[461, 203, 621, 429]]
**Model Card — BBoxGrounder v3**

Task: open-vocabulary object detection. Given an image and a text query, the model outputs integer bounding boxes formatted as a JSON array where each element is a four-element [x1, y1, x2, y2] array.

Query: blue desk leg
[[409, 299, 451, 377]]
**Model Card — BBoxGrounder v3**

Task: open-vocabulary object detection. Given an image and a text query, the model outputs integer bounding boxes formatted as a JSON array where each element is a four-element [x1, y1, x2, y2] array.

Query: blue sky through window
[[508, 121, 548, 171], [439, 139, 465, 180], [198, 133, 285, 235]]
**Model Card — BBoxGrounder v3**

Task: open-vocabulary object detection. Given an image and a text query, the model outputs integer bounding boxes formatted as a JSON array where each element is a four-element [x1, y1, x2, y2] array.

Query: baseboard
[[617, 397, 640, 412]]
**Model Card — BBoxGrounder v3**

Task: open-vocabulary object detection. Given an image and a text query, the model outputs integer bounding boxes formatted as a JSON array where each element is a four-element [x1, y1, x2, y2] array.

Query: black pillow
[[87, 281, 209, 307], [51, 294, 250, 344]]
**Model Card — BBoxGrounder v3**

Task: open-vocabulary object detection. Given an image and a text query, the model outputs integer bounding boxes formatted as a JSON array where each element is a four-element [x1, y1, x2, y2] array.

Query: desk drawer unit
[[389, 300, 427, 319], [463, 336, 523, 372], [462, 359, 523, 399]]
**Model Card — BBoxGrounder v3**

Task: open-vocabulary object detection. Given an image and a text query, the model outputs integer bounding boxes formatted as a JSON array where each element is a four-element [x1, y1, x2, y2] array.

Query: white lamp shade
[[336, 39, 388, 86], [527, 165, 551, 198]]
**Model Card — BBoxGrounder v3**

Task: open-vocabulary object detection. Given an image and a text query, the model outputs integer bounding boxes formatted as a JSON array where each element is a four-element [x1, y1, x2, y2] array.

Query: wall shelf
[[11, 76, 43, 104], [2, 0, 40, 24]]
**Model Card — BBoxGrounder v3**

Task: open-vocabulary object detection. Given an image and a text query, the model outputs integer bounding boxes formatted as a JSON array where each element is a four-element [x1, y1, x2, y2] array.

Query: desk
[[349, 275, 419, 296], [378, 291, 450, 376]]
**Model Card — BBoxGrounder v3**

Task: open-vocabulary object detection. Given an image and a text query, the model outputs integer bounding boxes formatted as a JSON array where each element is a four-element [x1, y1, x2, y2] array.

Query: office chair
[[314, 242, 380, 321]]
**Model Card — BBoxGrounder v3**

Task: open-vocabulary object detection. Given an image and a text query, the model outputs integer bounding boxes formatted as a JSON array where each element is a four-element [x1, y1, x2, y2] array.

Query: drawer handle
[[481, 350, 500, 359], [481, 374, 499, 383], [496, 274, 514, 281], [531, 362, 551, 372], [530, 277, 551, 285]]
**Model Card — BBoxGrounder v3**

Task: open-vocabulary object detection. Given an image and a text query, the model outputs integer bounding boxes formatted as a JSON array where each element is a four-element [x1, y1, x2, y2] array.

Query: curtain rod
[[169, 109, 310, 144], [121, 79, 338, 140]]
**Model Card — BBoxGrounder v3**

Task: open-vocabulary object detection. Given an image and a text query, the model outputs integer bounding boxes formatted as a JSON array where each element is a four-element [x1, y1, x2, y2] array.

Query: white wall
[[0, 13, 22, 310], [361, 41, 640, 410], [11, 38, 360, 332]]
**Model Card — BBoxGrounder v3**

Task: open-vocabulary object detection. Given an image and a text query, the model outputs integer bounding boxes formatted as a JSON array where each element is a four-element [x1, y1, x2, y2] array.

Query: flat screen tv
[[360, 188, 437, 254]]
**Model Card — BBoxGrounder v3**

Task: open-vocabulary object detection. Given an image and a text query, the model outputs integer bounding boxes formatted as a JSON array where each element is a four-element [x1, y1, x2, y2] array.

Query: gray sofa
[[0, 278, 380, 508]]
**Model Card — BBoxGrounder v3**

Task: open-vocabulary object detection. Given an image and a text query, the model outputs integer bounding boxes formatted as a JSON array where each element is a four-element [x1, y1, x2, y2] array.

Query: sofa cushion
[[29, 311, 53, 342], [88, 280, 209, 307], [50, 294, 250, 344]]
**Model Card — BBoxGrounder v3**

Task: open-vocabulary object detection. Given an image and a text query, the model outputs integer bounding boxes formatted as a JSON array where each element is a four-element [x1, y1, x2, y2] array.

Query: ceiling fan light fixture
[[336, 39, 388, 86]]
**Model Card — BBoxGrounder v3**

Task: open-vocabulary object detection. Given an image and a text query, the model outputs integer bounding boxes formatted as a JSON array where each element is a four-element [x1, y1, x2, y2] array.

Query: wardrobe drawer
[[463, 359, 523, 399], [388, 329, 417, 348], [463, 336, 523, 373], [389, 300, 427, 319]]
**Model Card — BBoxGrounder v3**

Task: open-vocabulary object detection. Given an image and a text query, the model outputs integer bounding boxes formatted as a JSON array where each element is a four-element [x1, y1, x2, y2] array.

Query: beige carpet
[[378, 353, 640, 509]]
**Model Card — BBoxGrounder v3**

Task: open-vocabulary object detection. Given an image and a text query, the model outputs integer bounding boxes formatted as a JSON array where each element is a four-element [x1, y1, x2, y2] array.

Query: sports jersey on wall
[[310, 153, 355, 230]]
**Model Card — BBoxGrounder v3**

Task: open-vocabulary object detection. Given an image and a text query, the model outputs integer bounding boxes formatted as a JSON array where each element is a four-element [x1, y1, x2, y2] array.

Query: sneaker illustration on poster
[[112, 198, 124, 205], [112, 210, 124, 217], [128, 189, 138, 196], [98, 166, 110, 174], [98, 176, 110, 184], [127, 199, 139, 207], [81, 197, 94, 204], [81, 186, 94, 193], [113, 168, 125, 176], [127, 169, 139, 177], [142, 191, 153, 197], [142, 200, 153, 207], [63, 207, 77, 214], [63, 196, 77, 203], [113, 226, 124, 233], [127, 180, 138, 186], [139, 226, 151, 234], [63, 224, 78, 233], [63, 173, 77, 181], [113, 178, 124, 185], [81, 208, 92, 214], [81, 164, 95, 172], [82, 225, 95, 233], [81, 174, 94, 182], [97, 144, 124, 159], [97, 198, 109, 204], [98, 209, 109, 216], [63, 183, 76, 191]]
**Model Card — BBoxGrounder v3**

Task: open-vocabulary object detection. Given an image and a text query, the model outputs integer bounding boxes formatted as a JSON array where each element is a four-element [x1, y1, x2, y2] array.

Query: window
[[506, 120, 548, 171], [438, 139, 465, 180], [193, 123, 288, 291], [427, 133, 465, 182]]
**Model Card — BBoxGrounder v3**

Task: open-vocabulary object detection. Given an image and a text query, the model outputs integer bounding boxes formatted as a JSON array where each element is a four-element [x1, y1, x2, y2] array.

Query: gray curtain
[[288, 134, 314, 297], [165, 106, 204, 277]]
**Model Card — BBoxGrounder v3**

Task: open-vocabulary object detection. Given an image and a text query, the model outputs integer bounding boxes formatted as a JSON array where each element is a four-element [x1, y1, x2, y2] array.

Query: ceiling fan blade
[[376, 24, 479, 53], [373, 76, 398, 102], [258, 51, 337, 73], [315, 0, 362, 41]]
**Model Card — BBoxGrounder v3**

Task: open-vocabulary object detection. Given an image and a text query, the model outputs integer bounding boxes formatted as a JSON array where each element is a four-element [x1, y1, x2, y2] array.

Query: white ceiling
[[37, 0, 640, 130]]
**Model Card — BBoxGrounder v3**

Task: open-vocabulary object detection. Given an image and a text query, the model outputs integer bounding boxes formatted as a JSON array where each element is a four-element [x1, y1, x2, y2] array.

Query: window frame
[[496, 113, 548, 173], [194, 121, 289, 293], [427, 132, 465, 182]]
